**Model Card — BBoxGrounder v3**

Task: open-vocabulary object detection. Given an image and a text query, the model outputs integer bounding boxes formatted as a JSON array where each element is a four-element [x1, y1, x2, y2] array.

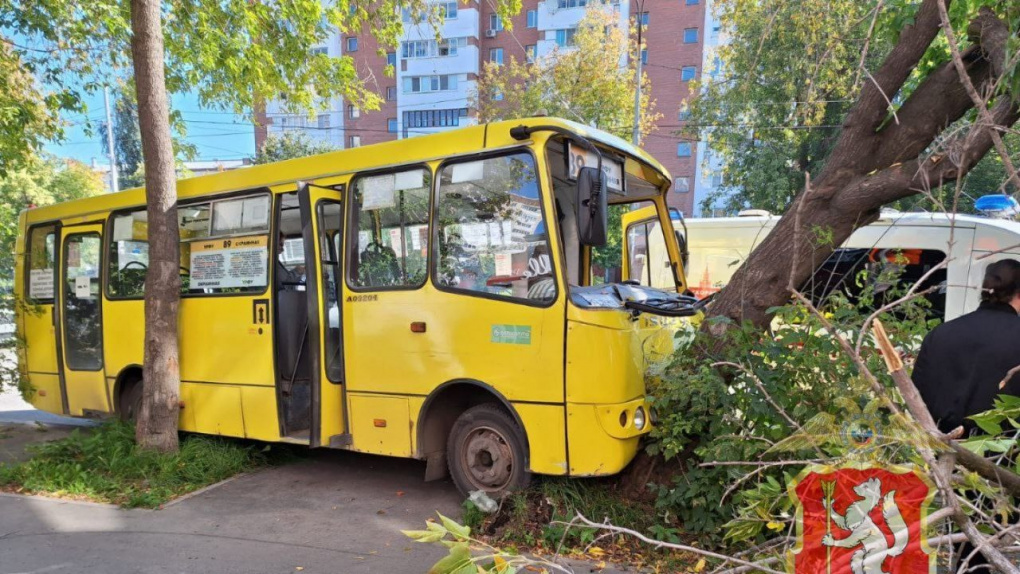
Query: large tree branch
[[831, 0, 950, 162], [938, 1, 1020, 190], [873, 46, 990, 165]]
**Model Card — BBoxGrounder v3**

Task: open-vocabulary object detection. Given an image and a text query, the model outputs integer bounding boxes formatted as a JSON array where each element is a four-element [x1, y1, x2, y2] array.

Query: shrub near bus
[[15, 118, 696, 496]]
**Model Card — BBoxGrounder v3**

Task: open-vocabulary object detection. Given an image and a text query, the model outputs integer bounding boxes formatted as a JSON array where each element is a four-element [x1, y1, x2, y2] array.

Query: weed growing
[[0, 421, 293, 507]]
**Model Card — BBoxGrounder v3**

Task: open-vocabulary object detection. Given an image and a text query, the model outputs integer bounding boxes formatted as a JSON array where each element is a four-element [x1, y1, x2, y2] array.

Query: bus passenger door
[[58, 225, 109, 415], [297, 184, 347, 447]]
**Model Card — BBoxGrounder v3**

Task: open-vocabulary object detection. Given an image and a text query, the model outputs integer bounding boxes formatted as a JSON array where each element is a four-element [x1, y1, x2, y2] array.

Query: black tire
[[447, 404, 531, 497], [118, 379, 143, 422]]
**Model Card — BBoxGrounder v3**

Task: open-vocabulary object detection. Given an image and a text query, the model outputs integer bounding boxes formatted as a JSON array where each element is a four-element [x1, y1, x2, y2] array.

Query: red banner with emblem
[[789, 465, 935, 574]]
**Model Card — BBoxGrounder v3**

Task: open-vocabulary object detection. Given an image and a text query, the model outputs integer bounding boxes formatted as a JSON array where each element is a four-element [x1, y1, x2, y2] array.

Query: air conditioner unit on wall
[[485, 29, 498, 38]]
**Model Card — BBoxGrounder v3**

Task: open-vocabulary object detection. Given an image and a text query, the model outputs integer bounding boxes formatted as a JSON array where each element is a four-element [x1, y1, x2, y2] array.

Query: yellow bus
[[15, 118, 694, 495]]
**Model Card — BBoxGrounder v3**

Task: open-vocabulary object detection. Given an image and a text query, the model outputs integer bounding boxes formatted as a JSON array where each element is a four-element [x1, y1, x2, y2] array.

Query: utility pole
[[631, 0, 644, 146], [104, 87, 120, 193]]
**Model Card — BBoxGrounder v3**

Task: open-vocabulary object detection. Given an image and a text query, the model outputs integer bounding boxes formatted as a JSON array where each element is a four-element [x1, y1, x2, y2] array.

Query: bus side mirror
[[577, 166, 607, 247], [675, 230, 690, 270]]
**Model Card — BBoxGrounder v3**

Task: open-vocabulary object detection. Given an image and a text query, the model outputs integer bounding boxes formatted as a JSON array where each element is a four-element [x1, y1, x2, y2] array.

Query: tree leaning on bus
[[1, 0, 523, 451]]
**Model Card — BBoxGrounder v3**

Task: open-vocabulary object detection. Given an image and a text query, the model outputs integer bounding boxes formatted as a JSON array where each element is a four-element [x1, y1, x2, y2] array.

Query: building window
[[686, 0, 699, 4], [678, 109, 691, 121], [637, 11, 649, 26], [489, 48, 504, 65], [444, 1, 458, 19], [349, 135, 361, 148], [527, 9, 537, 27], [711, 173, 723, 187], [675, 176, 690, 193], [387, 51, 396, 67], [438, 37, 466, 57], [401, 108, 468, 136], [526, 44, 537, 63], [346, 37, 358, 52], [677, 142, 692, 157], [489, 14, 503, 31], [555, 28, 577, 47], [681, 66, 697, 81], [684, 28, 698, 43], [641, 49, 648, 65], [348, 105, 360, 119], [557, 0, 588, 7], [310, 46, 328, 56], [317, 114, 330, 129], [388, 118, 398, 133], [402, 75, 458, 93], [386, 86, 397, 101]]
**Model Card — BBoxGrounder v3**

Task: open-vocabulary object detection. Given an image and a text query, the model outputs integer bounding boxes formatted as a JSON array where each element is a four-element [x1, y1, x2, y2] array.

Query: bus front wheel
[[447, 404, 531, 498]]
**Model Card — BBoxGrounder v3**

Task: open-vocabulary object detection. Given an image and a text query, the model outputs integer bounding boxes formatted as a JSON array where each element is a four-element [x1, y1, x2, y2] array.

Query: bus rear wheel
[[447, 404, 530, 497]]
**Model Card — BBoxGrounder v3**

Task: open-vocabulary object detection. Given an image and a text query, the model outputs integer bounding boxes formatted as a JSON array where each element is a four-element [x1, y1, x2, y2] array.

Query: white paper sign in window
[[75, 276, 92, 299], [362, 174, 396, 210], [394, 169, 424, 191], [189, 235, 269, 289], [567, 142, 624, 193], [29, 269, 54, 299], [213, 196, 270, 234]]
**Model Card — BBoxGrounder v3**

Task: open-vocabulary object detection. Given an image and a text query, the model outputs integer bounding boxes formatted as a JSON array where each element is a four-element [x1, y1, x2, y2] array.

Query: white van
[[622, 207, 1020, 321]]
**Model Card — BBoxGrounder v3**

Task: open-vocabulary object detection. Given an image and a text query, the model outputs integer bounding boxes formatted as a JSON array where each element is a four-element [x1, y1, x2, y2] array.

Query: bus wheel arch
[[416, 380, 530, 484], [113, 365, 144, 422]]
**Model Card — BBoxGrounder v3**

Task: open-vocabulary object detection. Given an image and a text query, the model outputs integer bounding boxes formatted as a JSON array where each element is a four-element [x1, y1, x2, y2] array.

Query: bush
[[647, 284, 937, 544], [0, 421, 285, 507]]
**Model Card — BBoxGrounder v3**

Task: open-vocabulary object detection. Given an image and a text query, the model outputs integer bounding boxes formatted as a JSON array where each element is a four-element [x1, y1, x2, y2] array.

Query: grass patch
[[472, 477, 695, 570], [0, 421, 292, 508]]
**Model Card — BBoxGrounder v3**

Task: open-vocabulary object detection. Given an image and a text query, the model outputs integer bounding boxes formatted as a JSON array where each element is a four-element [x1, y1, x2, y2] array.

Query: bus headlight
[[633, 406, 646, 430]]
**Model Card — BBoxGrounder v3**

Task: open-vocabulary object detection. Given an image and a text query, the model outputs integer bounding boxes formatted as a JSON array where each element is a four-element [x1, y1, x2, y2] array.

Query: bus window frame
[[103, 187, 275, 301], [315, 197, 345, 384], [345, 162, 433, 293], [430, 147, 560, 309], [25, 222, 59, 305]]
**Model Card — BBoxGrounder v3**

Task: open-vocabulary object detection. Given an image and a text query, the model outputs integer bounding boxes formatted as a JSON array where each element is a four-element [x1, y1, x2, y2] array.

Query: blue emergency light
[[974, 194, 1020, 219]]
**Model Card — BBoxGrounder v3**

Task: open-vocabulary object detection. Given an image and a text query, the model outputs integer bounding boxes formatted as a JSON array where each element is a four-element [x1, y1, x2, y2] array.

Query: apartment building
[[257, 0, 719, 216]]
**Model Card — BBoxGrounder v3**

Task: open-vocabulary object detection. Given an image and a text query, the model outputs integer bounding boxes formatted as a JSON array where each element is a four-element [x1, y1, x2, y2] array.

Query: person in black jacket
[[912, 258, 1020, 435], [911, 258, 1020, 573]]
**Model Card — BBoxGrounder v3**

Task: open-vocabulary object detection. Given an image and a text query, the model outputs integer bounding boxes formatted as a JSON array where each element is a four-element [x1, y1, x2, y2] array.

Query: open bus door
[[58, 223, 110, 416], [296, 183, 349, 448]]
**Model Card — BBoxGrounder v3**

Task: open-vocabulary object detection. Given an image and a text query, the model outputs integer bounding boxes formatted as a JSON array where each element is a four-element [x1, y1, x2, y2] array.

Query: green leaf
[[438, 512, 471, 540]]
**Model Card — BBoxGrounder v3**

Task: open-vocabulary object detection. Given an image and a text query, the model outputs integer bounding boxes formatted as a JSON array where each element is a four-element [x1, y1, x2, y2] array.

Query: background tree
[[474, 9, 659, 143], [704, 0, 1020, 330], [254, 132, 336, 164], [473, 9, 657, 274], [3, 0, 521, 451], [110, 88, 144, 190]]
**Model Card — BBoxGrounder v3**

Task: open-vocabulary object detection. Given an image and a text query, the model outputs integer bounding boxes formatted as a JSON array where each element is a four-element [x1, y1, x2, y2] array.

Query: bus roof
[[24, 117, 670, 224]]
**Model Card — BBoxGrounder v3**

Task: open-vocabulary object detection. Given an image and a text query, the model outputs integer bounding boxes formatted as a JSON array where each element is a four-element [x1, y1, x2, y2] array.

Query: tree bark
[[707, 0, 1019, 330], [130, 0, 181, 452]]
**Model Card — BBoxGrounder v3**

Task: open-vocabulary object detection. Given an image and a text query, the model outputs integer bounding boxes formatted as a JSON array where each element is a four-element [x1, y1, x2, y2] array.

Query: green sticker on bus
[[491, 324, 532, 345]]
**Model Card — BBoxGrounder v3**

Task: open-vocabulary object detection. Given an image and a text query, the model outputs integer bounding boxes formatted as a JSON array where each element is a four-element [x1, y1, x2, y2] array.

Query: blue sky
[[45, 91, 255, 165]]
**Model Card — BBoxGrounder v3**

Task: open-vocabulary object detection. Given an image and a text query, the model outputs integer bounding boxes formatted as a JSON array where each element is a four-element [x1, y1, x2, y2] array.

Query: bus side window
[[27, 225, 57, 302], [348, 168, 431, 289], [434, 152, 556, 303], [108, 211, 150, 298]]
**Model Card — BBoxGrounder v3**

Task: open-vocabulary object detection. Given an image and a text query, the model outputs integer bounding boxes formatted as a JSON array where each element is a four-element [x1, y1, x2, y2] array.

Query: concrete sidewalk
[[0, 452, 465, 574]]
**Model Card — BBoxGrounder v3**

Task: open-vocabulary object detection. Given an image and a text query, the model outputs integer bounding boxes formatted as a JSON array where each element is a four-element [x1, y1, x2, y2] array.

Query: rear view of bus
[[14, 118, 695, 496]]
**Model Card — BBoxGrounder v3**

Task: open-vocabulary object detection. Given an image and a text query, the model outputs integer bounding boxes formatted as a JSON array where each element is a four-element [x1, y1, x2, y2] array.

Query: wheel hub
[[462, 426, 514, 490]]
